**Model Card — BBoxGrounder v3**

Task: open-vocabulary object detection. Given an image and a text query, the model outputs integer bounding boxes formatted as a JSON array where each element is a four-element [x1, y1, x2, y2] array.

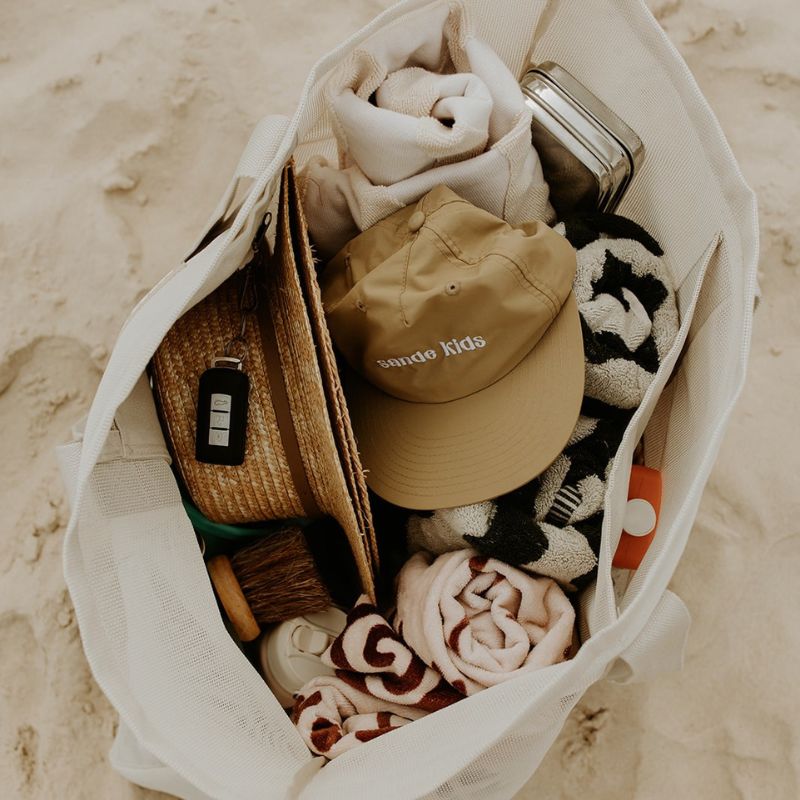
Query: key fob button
[[210, 411, 230, 429], [208, 429, 230, 447], [211, 393, 232, 411]]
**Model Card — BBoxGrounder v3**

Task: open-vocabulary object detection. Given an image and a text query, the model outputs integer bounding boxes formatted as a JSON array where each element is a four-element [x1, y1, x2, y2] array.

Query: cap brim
[[344, 292, 585, 510]]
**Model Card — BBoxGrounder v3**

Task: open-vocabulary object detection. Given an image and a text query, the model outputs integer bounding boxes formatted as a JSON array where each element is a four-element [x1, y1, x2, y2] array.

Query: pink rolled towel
[[292, 597, 461, 759], [396, 551, 576, 695]]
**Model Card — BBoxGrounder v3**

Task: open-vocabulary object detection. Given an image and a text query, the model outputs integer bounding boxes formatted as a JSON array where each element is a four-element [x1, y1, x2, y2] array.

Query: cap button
[[408, 211, 426, 233]]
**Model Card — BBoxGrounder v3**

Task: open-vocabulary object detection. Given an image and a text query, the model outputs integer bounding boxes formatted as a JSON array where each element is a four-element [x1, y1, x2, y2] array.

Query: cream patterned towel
[[395, 551, 575, 696], [300, 3, 552, 257]]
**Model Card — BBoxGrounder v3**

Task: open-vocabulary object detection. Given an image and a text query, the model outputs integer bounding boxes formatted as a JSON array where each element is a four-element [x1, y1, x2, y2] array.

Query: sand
[[0, 0, 797, 797]]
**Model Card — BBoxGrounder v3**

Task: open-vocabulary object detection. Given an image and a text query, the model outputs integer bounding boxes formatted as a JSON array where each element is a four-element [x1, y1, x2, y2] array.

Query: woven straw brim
[[266, 166, 376, 595], [152, 271, 306, 523], [285, 167, 380, 579], [151, 164, 376, 599]]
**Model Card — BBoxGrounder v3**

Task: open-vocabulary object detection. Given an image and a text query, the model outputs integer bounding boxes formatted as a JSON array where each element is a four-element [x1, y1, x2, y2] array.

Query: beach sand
[[0, 0, 797, 797]]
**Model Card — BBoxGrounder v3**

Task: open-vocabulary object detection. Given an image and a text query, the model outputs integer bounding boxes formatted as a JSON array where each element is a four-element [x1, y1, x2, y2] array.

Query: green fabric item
[[181, 496, 306, 557]]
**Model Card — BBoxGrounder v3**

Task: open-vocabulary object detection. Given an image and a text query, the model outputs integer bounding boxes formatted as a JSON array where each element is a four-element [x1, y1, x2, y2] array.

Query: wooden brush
[[207, 527, 331, 642]]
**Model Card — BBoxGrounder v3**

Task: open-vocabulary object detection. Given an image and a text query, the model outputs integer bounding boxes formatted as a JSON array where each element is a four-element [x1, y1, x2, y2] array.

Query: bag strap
[[184, 114, 292, 261], [607, 589, 691, 683], [236, 115, 293, 180]]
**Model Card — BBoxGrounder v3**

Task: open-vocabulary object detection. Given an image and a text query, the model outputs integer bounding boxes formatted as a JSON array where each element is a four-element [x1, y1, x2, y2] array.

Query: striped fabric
[[546, 485, 583, 526]]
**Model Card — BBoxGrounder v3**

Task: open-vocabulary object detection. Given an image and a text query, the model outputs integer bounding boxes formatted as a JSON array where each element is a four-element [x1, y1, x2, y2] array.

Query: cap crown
[[321, 185, 576, 403]]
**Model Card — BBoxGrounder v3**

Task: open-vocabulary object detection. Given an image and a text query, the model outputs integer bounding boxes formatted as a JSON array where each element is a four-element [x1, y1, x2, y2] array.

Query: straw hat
[[151, 164, 377, 598]]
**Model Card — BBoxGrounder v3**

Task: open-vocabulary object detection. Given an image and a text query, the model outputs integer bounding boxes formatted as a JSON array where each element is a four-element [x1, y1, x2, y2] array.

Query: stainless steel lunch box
[[520, 62, 644, 217]]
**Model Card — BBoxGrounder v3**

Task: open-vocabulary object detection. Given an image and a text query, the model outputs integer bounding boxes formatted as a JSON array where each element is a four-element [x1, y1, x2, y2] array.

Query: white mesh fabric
[[300, 660, 605, 800], [70, 455, 311, 800], [60, 0, 758, 797], [529, 0, 756, 645]]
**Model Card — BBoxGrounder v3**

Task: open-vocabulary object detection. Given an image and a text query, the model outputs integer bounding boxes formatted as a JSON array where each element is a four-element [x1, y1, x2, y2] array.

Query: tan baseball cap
[[320, 185, 584, 510]]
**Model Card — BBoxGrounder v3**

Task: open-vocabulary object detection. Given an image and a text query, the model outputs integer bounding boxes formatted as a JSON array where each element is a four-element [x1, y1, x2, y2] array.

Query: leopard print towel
[[407, 214, 679, 588]]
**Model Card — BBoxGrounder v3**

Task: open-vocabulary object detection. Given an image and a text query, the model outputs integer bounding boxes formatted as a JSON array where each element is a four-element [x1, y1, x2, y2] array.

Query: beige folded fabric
[[300, 4, 553, 258], [395, 551, 575, 695]]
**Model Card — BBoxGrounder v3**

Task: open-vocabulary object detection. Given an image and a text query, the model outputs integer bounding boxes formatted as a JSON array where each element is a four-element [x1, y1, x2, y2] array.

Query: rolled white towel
[[300, 6, 553, 258]]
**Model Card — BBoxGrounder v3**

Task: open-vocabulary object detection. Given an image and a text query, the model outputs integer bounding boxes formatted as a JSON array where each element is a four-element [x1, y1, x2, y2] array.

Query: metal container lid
[[528, 62, 644, 170], [521, 62, 645, 215]]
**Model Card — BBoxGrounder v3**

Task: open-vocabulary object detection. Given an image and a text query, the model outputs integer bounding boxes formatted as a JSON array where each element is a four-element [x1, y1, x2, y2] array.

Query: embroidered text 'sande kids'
[[377, 335, 487, 368]]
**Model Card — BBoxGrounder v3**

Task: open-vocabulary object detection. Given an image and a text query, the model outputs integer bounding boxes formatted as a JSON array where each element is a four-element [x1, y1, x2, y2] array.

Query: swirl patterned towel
[[292, 597, 461, 760], [395, 550, 575, 696]]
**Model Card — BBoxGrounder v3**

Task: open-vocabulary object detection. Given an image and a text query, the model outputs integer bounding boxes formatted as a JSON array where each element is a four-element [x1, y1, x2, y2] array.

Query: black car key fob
[[195, 357, 249, 466]]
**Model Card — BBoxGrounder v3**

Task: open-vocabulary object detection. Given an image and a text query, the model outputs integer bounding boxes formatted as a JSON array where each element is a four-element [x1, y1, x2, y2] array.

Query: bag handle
[[235, 115, 293, 179], [185, 114, 293, 261], [607, 588, 691, 683]]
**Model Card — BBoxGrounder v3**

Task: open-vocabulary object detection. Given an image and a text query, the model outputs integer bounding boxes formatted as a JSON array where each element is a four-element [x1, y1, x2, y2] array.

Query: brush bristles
[[230, 529, 331, 624]]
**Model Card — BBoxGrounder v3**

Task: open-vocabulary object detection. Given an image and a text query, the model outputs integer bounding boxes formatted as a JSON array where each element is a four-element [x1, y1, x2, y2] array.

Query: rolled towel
[[368, 67, 493, 179], [560, 213, 679, 410], [300, 3, 552, 257], [292, 597, 461, 759], [395, 551, 575, 696]]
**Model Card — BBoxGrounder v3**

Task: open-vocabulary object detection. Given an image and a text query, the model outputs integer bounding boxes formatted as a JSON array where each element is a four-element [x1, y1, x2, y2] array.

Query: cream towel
[[395, 550, 575, 696], [301, 4, 552, 257]]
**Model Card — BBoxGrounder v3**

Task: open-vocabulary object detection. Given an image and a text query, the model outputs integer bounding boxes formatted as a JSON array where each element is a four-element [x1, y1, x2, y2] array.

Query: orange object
[[612, 465, 662, 570]]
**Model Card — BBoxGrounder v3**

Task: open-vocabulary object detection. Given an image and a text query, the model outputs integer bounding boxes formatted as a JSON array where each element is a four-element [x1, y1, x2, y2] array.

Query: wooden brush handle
[[207, 555, 261, 642]]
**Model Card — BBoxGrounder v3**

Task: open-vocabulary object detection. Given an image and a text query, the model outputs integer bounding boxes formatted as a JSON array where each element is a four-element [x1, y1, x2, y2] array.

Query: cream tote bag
[[56, 1, 758, 798]]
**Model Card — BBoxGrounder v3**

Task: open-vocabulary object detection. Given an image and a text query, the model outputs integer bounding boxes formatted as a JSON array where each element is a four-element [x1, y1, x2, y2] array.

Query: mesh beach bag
[[56, 1, 758, 798]]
